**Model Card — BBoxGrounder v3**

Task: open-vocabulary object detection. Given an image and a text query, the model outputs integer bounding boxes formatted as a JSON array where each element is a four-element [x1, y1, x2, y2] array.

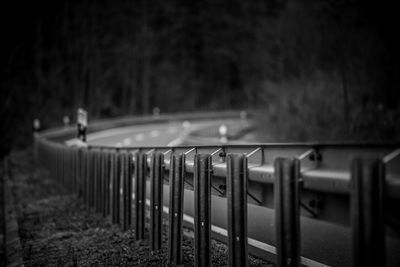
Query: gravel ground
[[9, 149, 273, 266]]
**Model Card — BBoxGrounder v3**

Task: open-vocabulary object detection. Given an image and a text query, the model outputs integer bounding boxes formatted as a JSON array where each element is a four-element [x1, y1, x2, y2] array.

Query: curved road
[[66, 118, 249, 147]]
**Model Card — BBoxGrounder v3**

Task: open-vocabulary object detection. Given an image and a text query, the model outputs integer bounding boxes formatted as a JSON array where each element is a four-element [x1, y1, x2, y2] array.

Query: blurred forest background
[[1, 0, 399, 157]]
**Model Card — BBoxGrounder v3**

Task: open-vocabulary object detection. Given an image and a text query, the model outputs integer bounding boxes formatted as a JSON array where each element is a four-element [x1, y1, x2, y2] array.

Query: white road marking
[[135, 133, 145, 141], [137, 195, 329, 267], [182, 120, 191, 130], [150, 130, 160, 137], [167, 137, 184, 147], [65, 118, 243, 147], [122, 138, 131, 146], [167, 127, 177, 134]]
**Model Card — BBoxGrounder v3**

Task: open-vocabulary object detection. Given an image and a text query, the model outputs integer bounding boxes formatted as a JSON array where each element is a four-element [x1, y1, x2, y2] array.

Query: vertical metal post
[[85, 149, 92, 207], [57, 147, 60, 182], [68, 149, 72, 190], [134, 151, 147, 240], [120, 151, 126, 228], [89, 150, 94, 208], [194, 154, 212, 267], [109, 151, 115, 222], [75, 149, 80, 195], [351, 158, 385, 267], [71, 149, 74, 191], [112, 151, 121, 224], [274, 158, 300, 267], [83, 149, 88, 200], [59, 147, 62, 184], [64, 148, 68, 187], [118, 152, 124, 224], [150, 152, 165, 250], [82, 149, 87, 204], [168, 153, 185, 265], [101, 151, 108, 217], [93, 150, 98, 212], [71, 149, 75, 192], [97, 150, 102, 212], [61, 148, 65, 185], [227, 154, 248, 267], [65, 148, 68, 186], [93, 150, 99, 210], [99, 150, 104, 215], [105, 151, 111, 217], [122, 151, 133, 230], [117, 151, 122, 224]]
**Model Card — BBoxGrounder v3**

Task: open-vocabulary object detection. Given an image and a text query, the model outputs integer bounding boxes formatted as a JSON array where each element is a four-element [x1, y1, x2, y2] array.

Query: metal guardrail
[[34, 112, 400, 267]]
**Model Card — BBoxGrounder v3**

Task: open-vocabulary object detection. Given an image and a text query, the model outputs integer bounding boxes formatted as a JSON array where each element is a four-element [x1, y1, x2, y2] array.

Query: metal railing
[[34, 112, 400, 267]]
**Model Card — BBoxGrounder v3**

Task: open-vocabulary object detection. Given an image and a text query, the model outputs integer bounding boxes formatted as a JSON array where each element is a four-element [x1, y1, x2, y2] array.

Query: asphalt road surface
[[66, 118, 246, 147]]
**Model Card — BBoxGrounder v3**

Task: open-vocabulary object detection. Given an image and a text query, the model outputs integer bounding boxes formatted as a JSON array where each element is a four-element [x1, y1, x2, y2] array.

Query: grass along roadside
[[8, 149, 273, 266]]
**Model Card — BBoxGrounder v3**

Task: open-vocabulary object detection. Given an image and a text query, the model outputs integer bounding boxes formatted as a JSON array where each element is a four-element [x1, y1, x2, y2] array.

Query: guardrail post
[[68, 148, 72, 190], [88, 149, 92, 207], [111, 151, 121, 224], [64, 148, 68, 186], [56, 147, 59, 181], [105, 151, 111, 217], [109, 151, 115, 222], [226, 153, 248, 267], [65, 148, 69, 188], [101, 151, 109, 217], [93, 150, 98, 212], [168, 153, 185, 265], [134, 151, 147, 240], [101, 151, 106, 215], [70, 148, 74, 191], [194, 154, 212, 267], [76, 148, 82, 197], [99, 150, 106, 215], [274, 158, 300, 267], [81, 149, 87, 204], [70, 148, 75, 192], [85, 149, 92, 207], [97, 150, 102, 213], [60, 147, 64, 184], [88, 149, 93, 208], [150, 152, 165, 250], [351, 158, 385, 267], [122, 151, 133, 230], [93, 150, 99, 210], [55, 146, 59, 180]]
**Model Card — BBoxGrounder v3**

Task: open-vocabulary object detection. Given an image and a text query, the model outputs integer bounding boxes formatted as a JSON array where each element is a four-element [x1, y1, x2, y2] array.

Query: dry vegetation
[[8, 149, 272, 266]]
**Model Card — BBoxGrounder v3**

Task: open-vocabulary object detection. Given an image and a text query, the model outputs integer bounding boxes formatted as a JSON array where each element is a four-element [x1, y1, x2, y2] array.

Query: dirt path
[[8, 149, 273, 266]]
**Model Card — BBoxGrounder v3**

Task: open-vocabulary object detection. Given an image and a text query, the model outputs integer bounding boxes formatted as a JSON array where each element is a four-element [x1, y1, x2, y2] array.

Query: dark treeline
[[1, 0, 399, 157]]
